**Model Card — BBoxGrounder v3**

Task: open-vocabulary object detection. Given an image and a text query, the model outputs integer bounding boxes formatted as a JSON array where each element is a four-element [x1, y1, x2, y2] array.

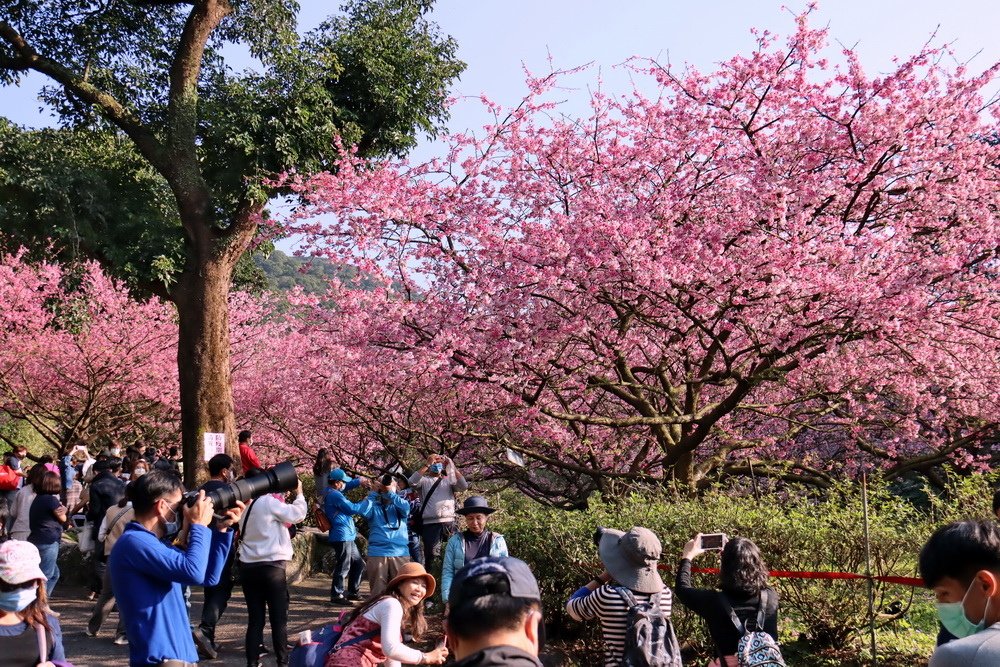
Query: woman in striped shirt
[[565, 526, 674, 666]]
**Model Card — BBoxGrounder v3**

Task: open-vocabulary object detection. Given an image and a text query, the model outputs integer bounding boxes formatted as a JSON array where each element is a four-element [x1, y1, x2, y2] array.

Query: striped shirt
[[566, 584, 673, 666]]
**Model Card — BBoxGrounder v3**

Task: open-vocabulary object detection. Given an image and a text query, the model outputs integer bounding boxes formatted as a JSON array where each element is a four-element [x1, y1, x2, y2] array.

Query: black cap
[[448, 557, 541, 609]]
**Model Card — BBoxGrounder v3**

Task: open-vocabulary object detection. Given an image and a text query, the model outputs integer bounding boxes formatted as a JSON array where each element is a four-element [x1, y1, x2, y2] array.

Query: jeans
[[200, 545, 236, 643], [36, 541, 60, 597], [240, 561, 289, 666], [329, 540, 364, 599], [88, 564, 125, 637], [408, 530, 423, 564], [421, 522, 452, 572]]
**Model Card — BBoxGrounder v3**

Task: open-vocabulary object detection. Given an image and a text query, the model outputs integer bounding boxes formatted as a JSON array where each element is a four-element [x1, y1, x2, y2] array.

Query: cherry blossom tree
[[0, 250, 178, 454], [288, 13, 1000, 497]]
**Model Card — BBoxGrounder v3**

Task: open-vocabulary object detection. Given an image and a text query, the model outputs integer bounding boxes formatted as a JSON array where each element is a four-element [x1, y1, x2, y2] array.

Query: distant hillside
[[254, 250, 378, 294]]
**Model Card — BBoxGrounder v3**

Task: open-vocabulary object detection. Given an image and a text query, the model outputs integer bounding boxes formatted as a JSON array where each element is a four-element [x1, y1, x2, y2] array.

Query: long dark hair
[[345, 581, 428, 640], [719, 536, 769, 596], [312, 449, 333, 476]]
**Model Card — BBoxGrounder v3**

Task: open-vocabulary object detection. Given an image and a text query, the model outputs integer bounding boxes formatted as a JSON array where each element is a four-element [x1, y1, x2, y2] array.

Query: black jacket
[[86, 471, 126, 534], [453, 646, 543, 667], [674, 558, 779, 657]]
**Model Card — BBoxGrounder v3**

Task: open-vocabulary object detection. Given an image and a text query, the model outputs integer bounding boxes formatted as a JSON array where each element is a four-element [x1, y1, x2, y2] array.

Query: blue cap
[[328, 468, 352, 483]]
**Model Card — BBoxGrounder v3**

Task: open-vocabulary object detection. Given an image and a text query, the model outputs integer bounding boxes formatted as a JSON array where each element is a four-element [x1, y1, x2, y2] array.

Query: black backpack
[[614, 587, 682, 667]]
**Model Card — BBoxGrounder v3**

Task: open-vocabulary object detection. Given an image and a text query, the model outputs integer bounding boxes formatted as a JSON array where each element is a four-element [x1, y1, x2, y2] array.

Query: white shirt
[[362, 596, 424, 667], [238, 493, 307, 563]]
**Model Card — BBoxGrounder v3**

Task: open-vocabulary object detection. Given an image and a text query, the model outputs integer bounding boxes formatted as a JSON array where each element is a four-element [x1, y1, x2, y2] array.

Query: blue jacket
[[322, 479, 368, 542], [109, 522, 233, 665], [359, 491, 410, 557], [441, 531, 509, 602]]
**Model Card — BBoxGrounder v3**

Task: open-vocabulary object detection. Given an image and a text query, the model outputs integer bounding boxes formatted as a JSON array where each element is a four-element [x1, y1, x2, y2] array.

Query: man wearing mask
[[323, 468, 370, 605], [197, 454, 238, 655], [921, 520, 1000, 665], [359, 476, 411, 596], [109, 469, 244, 666], [409, 454, 468, 571]]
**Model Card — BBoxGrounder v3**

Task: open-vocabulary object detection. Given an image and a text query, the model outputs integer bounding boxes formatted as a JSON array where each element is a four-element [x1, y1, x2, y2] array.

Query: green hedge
[[489, 475, 995, 666]]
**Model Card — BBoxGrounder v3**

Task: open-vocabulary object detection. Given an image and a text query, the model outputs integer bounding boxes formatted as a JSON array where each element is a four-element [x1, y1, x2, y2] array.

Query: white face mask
[[161, 501, 181, 539], [0, 586, 37, 612]]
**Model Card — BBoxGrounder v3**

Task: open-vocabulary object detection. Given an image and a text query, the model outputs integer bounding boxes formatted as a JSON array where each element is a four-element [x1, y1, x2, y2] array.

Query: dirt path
[[56, 573, 353, 666]]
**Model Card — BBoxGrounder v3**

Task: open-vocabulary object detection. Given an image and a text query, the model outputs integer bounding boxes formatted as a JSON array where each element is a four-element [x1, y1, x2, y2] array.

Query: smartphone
[[699, 533, 727, 550]]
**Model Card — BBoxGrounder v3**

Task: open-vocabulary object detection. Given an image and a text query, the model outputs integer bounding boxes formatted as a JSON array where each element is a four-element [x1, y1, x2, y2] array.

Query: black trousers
[[240, 561, 289, 666], [200, 544, 236, 643]]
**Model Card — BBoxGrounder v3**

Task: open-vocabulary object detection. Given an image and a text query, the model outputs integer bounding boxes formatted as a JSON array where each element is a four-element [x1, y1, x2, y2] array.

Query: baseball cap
[[328, 468, 352, 483], [0, 540, 47, 585], [448, 556, 540, 609]]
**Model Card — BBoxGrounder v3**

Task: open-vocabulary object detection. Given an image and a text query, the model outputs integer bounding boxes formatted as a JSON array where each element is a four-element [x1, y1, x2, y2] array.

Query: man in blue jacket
[[360, 476, 411, 596], [323, 468, 370, 605], [109, 469, 243, 666]]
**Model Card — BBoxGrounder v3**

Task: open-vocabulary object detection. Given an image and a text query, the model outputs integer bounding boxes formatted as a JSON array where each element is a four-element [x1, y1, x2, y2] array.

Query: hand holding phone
[[699, 533, 727, 551]]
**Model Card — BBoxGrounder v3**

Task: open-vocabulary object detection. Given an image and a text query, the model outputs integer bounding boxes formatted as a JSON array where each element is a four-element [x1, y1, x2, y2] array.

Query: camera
[[184, 461, 298, 510], [380, 473, 395, 487]]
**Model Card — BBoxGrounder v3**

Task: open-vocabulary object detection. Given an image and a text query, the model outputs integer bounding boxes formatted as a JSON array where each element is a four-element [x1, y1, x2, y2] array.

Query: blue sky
[[5, 0, 1000, 146], [3, 0, 999, 250]]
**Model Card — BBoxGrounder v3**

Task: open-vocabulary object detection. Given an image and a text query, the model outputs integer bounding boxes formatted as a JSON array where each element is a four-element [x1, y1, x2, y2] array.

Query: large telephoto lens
[[189, 461, 299, 510]]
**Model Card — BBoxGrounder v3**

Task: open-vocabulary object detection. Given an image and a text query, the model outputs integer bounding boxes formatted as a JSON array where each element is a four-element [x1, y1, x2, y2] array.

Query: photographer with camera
[[236, 466, 307, 667], [675, 534, 781, 667], [324, 468, 370, 605], [566, 526, 678, 666], [197, 454, 240, 654], [408, 454, 468, 570], [360, 474, 412, 597], [108, 469, 245, 666]]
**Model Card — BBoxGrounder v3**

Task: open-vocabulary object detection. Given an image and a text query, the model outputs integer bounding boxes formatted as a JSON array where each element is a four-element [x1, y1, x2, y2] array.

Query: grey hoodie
[[408, 464, 469, 524]]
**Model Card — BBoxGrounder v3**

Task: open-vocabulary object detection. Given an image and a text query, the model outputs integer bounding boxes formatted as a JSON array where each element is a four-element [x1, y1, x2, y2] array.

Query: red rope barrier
[[645, 563, 925, 588]]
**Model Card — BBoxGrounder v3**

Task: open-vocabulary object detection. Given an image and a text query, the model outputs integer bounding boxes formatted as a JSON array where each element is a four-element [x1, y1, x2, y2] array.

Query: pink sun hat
[[0, 540, 48, 584]]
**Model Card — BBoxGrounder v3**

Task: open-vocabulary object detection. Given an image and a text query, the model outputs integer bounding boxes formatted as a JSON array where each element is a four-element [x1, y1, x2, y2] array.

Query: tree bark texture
[[172, 250, 238, 487]]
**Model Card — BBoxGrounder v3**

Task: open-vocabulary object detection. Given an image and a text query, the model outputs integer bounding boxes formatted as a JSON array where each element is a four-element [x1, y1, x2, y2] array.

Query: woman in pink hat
[[325, 561, 448, 667], [0, 540, 66, 665]]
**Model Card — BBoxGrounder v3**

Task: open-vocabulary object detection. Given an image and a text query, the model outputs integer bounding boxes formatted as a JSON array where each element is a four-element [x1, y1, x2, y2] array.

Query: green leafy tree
[[0, 0, 463, 481]]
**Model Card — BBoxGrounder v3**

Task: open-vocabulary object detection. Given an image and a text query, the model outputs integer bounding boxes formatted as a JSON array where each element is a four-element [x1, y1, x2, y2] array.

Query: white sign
[[505, 448, 525, 467], [203, 433, 226, 461]]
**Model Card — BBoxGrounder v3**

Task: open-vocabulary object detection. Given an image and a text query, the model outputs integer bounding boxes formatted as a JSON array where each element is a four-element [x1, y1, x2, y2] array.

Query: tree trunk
[[172, 250, 239, 488]]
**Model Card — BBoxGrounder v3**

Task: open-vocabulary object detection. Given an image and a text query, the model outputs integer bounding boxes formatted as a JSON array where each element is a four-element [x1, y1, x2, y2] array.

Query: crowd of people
[[2, 438, 1000, 666]]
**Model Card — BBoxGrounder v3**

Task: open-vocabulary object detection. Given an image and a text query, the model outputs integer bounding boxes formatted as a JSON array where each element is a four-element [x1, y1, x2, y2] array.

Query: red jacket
[[239, 442, 261, 475]]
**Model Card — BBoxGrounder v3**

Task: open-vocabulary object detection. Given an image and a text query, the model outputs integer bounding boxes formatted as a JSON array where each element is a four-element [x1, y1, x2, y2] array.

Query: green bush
[[491, 476, 996, 666]]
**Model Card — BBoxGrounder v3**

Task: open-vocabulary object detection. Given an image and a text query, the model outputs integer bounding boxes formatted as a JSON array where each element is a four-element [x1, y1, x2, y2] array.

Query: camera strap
[[236, 497, 259, 548], [419, 478, 444, 521]]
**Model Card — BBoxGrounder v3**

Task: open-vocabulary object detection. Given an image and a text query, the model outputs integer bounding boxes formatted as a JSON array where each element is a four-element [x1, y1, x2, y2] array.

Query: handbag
[[313, 503, 331, 533], [0, 464, 19, 491], [77, 522, 96, 553]]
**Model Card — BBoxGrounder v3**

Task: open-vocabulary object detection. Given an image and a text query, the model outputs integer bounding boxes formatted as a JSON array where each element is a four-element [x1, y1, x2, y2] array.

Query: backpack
[[728, 589, 785, 667], [614, 587, 682, 667], [288, 610, 378, 667]]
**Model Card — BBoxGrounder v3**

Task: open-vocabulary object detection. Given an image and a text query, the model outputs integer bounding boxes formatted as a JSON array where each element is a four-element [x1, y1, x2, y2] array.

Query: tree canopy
[[0, 0, 464, 289]]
